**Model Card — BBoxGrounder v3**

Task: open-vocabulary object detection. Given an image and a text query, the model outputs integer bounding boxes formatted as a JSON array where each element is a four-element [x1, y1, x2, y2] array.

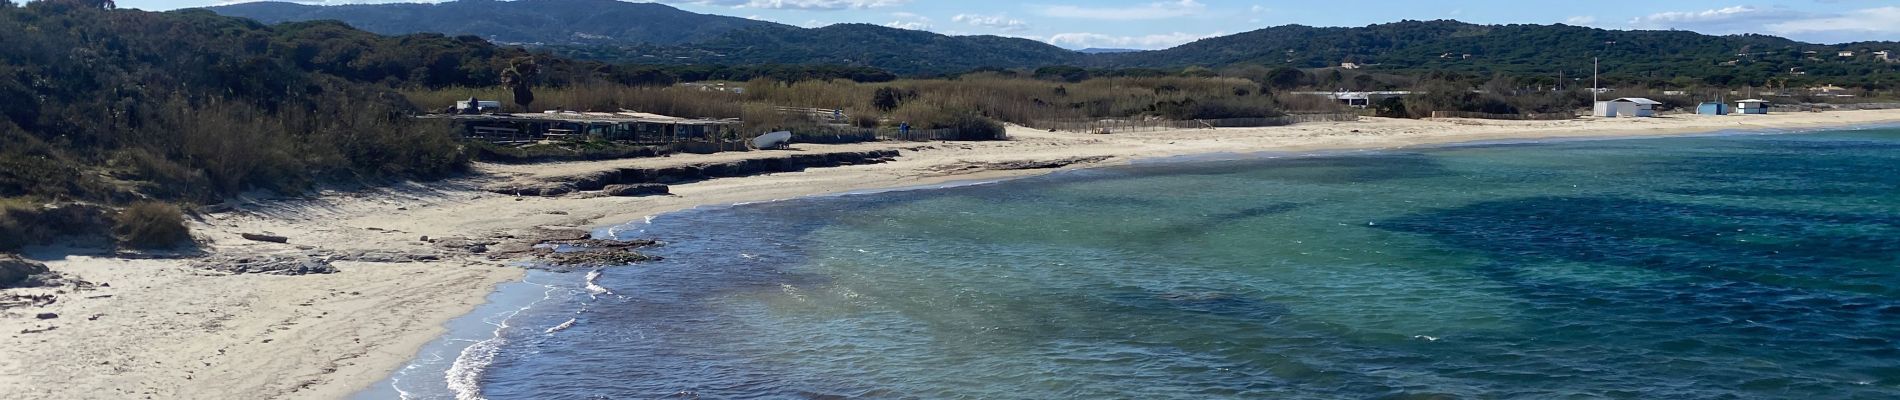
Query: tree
[[1265, 67, 1306, 90], [500, 57, 539, 109], [871, 86, 911, 112]]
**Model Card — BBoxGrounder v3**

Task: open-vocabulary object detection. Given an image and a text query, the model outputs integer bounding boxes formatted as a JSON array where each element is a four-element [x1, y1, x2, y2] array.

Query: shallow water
[[379, 127, 1900, 399]]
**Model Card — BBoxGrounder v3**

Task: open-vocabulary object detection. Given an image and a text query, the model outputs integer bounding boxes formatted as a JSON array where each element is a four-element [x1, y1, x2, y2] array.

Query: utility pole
[[1594, 41, 1615, 104]]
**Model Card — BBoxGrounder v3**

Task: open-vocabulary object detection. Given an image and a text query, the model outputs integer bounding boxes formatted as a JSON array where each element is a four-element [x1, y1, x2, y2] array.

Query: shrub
[[114, 202, 190, 249], [942, 112, 1007, 140]]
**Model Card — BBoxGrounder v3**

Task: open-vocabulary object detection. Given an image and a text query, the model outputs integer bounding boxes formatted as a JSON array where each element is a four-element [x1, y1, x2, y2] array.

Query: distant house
[[1737, 99, 1769, 115], [1594, 97, 1659, 118], [1839, 51, 1856, 57], [1339, 62, 1361, 69], [1877, 50, 1893, 62], [1696, 102, 1729, 115], [1810, 84, 1849, 95], [1663, 90, 1688, 96]]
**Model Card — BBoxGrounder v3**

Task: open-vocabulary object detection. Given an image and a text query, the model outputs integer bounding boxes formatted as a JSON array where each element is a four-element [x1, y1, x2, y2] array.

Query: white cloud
[[1038, 0, 1205, 20], [1766, 6, 1900, 36], [883, 20, 932, 30], [952, 13, 1030, 32], [1564, 16, 1596, 25], [653, 0, 908, 11], [1045, 31, 1223, 49], [1626, 5, 1794, 33], [1623, 5, 1899, 42], [1249, 5, 1267, 13], [883, 11, 933, 31]]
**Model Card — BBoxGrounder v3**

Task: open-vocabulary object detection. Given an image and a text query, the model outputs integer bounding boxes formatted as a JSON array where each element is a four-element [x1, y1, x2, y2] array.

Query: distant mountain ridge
[[208, 0, 786, 45], [206, 1, 1900, 83]]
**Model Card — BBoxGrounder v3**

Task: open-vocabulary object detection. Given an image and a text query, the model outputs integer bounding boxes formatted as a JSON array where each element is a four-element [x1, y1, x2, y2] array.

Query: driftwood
[[240, 233, 289, 243]]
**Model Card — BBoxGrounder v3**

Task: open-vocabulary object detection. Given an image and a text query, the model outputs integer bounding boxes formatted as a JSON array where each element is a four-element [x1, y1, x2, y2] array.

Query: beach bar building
[[1594, 98, 1660, 118], [422, 110, 742, 145], [1696, 102, 1729, 115], [1737, 99, 1770, 115]]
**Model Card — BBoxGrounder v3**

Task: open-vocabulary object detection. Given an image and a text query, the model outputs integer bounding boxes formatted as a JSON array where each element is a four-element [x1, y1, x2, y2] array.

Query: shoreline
[[4, 110, 1900, 399]]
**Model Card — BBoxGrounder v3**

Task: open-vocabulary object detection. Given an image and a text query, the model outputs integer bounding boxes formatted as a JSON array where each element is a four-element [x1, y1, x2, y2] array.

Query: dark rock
[[0, 255, 53, 289], [240, 233, 289, 243], [530, 228, 591, 242], [35, 312, 57, 320], [486, 150, 903, 198], [602, 184, 670, 197], [190, 254, 339, 275]]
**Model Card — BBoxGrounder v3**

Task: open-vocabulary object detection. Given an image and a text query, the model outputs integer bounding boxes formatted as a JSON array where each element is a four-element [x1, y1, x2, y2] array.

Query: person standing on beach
[[899, 122, 911, 137]]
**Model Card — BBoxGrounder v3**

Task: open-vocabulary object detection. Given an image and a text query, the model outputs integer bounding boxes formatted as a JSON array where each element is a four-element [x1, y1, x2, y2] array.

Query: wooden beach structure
[[1736, 99, 1769, 115], [421, 110, 742, 145]]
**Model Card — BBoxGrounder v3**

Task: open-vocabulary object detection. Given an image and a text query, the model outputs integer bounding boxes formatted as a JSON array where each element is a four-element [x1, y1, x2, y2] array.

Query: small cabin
[[1736, 99, 1769, 115], [1594, 97, 1660, 118], [1696, 102, 1729, 115], [455, 99, 501, 114]]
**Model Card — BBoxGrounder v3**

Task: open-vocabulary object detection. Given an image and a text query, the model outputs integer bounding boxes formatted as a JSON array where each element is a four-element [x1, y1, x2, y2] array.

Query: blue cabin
[[1696, 102, 1729, 115]]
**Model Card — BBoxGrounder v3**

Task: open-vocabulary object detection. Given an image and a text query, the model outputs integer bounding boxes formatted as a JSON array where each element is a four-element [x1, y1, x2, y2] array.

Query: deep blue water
[[374, 127, 1900, 399]]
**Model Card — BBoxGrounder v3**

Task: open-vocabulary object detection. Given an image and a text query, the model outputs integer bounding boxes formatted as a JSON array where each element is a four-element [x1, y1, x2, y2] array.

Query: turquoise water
[[393, 128, 1900, 399]]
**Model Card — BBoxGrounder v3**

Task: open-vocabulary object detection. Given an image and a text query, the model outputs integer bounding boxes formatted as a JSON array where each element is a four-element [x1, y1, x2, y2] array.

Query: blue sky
[[132, 0, 1900, 49]]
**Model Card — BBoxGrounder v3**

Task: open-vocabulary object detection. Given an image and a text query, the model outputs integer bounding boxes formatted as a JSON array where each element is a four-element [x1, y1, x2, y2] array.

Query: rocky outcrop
[[0, 254, 52, 288], [602, 184, 669, 197], [925, 155, 1114, 176], [485, 149, 900, 197]]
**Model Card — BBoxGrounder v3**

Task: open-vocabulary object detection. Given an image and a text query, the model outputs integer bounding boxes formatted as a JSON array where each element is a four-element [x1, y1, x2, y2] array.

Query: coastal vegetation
[[113, 202, 191, 249], [401, 73, 1297, 136]]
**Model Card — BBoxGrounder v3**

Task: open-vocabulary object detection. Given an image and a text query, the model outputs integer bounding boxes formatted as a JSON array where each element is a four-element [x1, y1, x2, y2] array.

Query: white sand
[[3, 110, 1898, 399]]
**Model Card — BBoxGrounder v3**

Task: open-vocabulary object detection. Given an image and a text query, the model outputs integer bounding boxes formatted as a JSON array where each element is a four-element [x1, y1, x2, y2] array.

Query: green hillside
[[207, 0, 784, 45]]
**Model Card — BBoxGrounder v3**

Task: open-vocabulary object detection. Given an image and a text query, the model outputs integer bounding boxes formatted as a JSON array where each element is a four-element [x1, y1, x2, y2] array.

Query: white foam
[[544, 318, 577, 334], [584, 269, 614, 298], [444, 281, 566, 400]]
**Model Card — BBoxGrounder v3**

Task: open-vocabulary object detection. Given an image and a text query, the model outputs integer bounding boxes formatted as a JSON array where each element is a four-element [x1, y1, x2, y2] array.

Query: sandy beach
[[4, 110, 1900, 399]]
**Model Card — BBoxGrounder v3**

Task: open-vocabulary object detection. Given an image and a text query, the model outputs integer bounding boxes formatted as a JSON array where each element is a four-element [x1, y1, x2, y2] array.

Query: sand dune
[[3, 110, 1898, 399]]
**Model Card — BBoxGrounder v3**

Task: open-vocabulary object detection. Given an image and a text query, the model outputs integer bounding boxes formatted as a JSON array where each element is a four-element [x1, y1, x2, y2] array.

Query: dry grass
[[114, 201, 190, 249]]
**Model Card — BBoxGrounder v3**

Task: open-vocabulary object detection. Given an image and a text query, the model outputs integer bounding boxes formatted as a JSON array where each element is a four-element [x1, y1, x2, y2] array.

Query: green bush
[[114, 202, 191, 249]]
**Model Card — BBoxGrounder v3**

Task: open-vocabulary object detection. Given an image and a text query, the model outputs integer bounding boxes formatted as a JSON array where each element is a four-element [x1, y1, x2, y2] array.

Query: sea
[[360, 126, 1900, 399]]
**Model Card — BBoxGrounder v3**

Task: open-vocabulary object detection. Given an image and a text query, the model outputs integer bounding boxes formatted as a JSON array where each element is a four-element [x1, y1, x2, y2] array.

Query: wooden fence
[[1029, 113, 1362, 133], [1430, 111, 1577, 120], [1771, 102, 1900, 113]]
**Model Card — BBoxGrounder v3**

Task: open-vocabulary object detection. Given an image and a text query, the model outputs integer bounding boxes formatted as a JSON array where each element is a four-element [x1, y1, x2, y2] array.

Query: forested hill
[[208, 0, 784, 45], [204, 1, 1899, 85], [550, 24, 1085, 76], [0, 0, 615, 207], [1092, 20, 1900, 86]]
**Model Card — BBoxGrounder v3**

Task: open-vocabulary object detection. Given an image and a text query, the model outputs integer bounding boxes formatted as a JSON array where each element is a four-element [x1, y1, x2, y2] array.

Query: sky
[[130, 0, 1900, 49]]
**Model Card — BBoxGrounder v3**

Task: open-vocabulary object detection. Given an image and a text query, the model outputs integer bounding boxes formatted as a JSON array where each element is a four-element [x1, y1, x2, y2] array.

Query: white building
[[1594, 98, 1660, 118], [1737, 99, 1769, 115]]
